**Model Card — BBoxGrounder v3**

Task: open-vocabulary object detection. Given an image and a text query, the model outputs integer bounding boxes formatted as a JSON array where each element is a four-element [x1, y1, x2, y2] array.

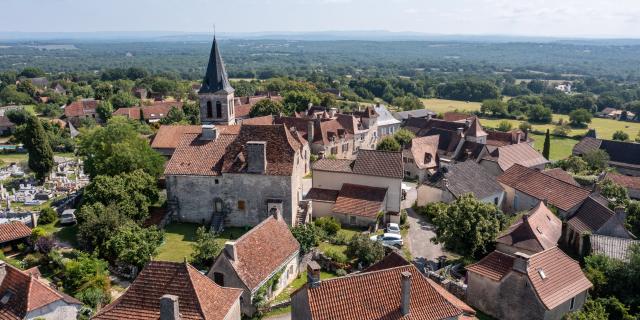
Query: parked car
[[370, 233, 403, 247], [386, 223, 401, 234], [59, 209, 77, 225]]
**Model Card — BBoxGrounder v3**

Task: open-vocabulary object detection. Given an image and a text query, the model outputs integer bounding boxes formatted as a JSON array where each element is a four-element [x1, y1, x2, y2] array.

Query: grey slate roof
[[199, 37, 234, 94], [392, 109, 436, 121], [590, 234, 640, 262], [426, 160, 504, 200], [573, 137, 640, 168]]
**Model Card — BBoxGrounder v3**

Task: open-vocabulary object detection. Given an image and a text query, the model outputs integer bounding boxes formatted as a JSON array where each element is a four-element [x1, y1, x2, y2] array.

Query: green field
[[421, 98, 482, 114], [156, 223, 248, 262], [528, 133, 578, 161]]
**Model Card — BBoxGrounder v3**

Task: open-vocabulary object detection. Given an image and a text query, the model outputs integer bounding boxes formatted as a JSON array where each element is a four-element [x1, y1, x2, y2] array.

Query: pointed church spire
[[199, 34, 234, 94]]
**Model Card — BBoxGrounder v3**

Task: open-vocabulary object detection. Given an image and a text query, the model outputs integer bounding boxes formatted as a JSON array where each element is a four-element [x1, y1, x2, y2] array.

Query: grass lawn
[[156, 223, 248, 262], [38, 220, 79, 247], [528, 133, 579, 161], [317, 227, 363, 255], [272, 270, 338, 304], [262, 305, 291, 319], [421, 98, 482, 114]]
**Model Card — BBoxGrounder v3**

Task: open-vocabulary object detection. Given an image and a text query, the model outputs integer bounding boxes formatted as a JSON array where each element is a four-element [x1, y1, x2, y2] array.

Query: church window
[[216, 101, 222, 118], [207, 101, 213, 118]]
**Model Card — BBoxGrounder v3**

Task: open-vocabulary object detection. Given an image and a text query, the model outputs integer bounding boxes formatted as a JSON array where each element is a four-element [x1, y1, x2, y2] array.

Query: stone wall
[[199, 92, 235, 125], [25, 300, 80, 320]]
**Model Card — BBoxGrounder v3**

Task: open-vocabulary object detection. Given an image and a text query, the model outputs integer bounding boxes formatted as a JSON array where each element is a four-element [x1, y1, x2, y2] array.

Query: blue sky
[[2, 0, 640, 37]]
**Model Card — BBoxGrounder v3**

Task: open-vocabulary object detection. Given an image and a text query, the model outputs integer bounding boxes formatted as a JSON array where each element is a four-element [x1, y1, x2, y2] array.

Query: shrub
[[315, 217, 341, 236], [335, 268, 348, 277], [324, 249, 348, 264], [612, 130, 629, 141], [496, 120, 513, 132], [35, 236, 56, 254], [38, 207, 57, 225], [30, 227, 47, 243], [400, 210, 408, 226], [346, 233, 384, 267]]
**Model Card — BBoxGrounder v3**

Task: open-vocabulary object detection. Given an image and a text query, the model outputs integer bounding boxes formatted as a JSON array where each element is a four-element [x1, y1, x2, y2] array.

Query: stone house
[[305, 150, 403, 227], [93, 261, 242, 320], [63, 99, 101, 126], [497, 164, 591, 217], [573, 136, 640, 176], [208, 214, 300, 317], [402, 135, 439, 181], [291, 260, 476, 320], [164, 123, 310, 229], [0, 261, 83, 320], [373, 104, 401, 137], [495, 201, 562, 256], [479, 142, 549, 176], [603, 172, 640, 199], [113, 101, 183, 123], [417, 160, 504, 206], [0, 221, 32, 254], [466, 247, 592, 320], [151, 125, 203, 157], [565, 195, 635, 254]]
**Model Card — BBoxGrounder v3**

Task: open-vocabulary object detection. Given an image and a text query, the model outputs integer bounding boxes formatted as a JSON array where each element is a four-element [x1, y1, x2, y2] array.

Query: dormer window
[[424, 153, 432, 164], [536, 226, 543, 234], [537, 269, 546, 280]]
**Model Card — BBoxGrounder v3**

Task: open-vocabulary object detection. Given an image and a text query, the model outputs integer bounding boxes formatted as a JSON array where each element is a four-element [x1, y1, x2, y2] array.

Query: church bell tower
[[199, 35, 235, 125]]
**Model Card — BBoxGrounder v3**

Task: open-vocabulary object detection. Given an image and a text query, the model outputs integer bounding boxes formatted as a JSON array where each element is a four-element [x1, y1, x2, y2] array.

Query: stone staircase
[[210, 211, 225, 233]]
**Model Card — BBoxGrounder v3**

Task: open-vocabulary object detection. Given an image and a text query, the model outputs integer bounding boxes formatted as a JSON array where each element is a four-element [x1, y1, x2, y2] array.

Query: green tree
[[95, 101, 114, 121], [290, 224, 321, 254], [38, 207, 57, 225], [570, 108, 593, 127], [480, 99, 508, 117], [104, 224, 164, 269], [557, 156, 588, 174], [78, 117, 165, 178], [159, 106, 186, 125], [527, 104, 553, 123], [612, 130, 630, 141], [542, 129, 551, 160], [19, 67, 44, 78], [428, 194, 507, 258], [625, 201, 640, 238], [583, 149, 609, 171], [552, 123, 572, 136], [62, 252, 111, 308], [5, 108, 32, 125], [496, 120, 513, 132], [24, 116, 54, 181], [518, 121, 532, 133], [77, 203, 131, 253], [598, 179, 630, 209], [565, 299, 609, 320], [93, 82, 114, 100], [376, 136, 401, 152], [151, 78, 177, 97], [182, 101, 200, 125], [346, 233, 385, 267], [109, 91, 139, 109], [283, 90, 320, 113], [190, 226, 222, 267], [82, 170, 159, 221], [17, 80, 37, 97], [249, 99, 285, 117], [314, 217, 341, 236], [393, 129, 415, 146], [0, 86, 33, 105]]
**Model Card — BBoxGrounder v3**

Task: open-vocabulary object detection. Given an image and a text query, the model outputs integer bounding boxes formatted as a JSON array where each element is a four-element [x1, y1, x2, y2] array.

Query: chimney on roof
[[225, 241, 237, 261], [329, 107, 337, 118], [200, 125, 217, 141], [308, 102, 313, 110], [523, 128, 529, 141], [160, 294, 181, 320], [513, 252, 530, 273], [307, 261, 321, 288], [307, 121, 315, 145], [247, 141, 267, 174], [614, 207, 627, 220], [456, 127, 464, 137], [515, 131, 522, 144], [400, 271, 411, 316], [30, 211, 37, 228]]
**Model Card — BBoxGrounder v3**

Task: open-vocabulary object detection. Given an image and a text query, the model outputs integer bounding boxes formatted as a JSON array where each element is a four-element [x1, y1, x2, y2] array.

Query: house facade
[[373, 104, 401, 137], [495, 201, 562, 256], [402, 135, 439, 181], [208, 214, 300, 316], [63, 99, 101, 126]]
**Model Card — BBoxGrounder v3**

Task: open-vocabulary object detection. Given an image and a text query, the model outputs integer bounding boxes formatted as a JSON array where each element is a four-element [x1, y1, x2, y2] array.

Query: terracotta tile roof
[[590, 234, 640, 262], [352, 150, 404, 179], [304, 265, 466, 320], [151, 125, 202, 149], [605, 172, 640, 190], [543, 168, 580, 187], [0, 261, 81, 320], [364, 252, 411, 272], [0, 222, 31, 244], [466, 251, 515, 282], [274, 114, 357, 146], [239, 115, 274, 125], [497, 164, 590, 211], [164, 124, 301, 176], [465, 117, 487, 137], [221, 216, 300, 291], [333, 184, 388, 218], [113, 101, 183, 121], [485, 129, 529, 147], [312, 159, 354, 173], [443, 112, 472, 122], [487, 143, 549, 171], [93, 261, 242, 320], [408, 136, 439, 170], [496, 202, 562, 253], [64, 99, 99, 117], [305, 188, 339, 202], [567, 196, 616, 234], [526, 247, 593, 310]]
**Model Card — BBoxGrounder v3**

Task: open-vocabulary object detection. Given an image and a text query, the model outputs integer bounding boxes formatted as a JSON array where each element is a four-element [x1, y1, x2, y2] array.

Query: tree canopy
[[249, 99, 285, 117], [376, 136, 401, 152]]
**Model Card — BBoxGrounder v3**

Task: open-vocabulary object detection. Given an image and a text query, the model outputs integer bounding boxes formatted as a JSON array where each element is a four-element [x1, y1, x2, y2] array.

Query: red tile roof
[[305, 188, 339, 202], [219, 215, 300, 291], [333, 183, 388, 218], [567, 196, 616, 234], [151, 125, 203, 149], [239, 115, 274, 125], [487, 143, 549, 171], [497, 164, 591, 211], [408, 136, 439, 170], [466, 251, 515, 282], [542, 168, 580, 187], [274, 114, 358, 145], [605, 172, 640, 190], [93, 261, 242, 320], [312, 159, 354, 173], [113, 101, 183, 121], [0, 222, 31, 244], [364, 252, 411, 272], [164, 124, 302, 176], [64, 99, 99, 118], [0, 261, 81, 320], [443, 112, 472, 122], [304, 265, 467, 320], [496, 202, 562, 253]]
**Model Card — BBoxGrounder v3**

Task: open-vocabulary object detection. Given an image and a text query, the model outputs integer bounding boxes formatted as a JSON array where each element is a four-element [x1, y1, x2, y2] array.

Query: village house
[[93, 261, 243, 320], [291, 260, 476, 320], [392, 109, 436, 123], [497, 164, 591, 217], [0, 221, 32, 254], [402, 135, 439, 181], [112, 101, 184, 123], [305, 149, 403, 227], [417, 160, 505, 206], [208, 213, 300, 316], [542, 168, 581, 186], [478, 142, 549, 176], [590, 234, 640, 262], [466, 247, 592, 320], [565, 195, 635, 254], [151, 125, 203, 157], [63, 99, 101, 126], [495, 201, 562, 256], [485, 128, 533, 147], [573, 135, 640, 176], [373, 104, 401, 137], [0, 261, 83, 319], [603, 172, 640, 199]]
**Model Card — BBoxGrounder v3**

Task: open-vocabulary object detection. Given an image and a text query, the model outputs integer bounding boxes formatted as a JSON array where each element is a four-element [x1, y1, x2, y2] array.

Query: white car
[[386, 223, 401, 234], [370, 233, 403, 247], [59, 209, 77, 225]]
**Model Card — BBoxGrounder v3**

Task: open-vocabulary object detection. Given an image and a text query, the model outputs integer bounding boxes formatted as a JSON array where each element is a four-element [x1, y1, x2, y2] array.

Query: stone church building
[[163, 36, 310, 229]]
